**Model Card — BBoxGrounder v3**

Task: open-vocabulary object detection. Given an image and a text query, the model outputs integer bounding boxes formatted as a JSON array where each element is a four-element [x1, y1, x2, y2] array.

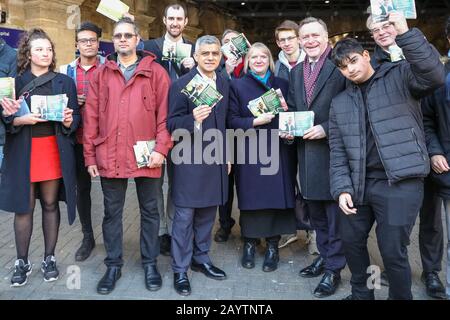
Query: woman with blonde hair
[[228, 42, 296, 272]]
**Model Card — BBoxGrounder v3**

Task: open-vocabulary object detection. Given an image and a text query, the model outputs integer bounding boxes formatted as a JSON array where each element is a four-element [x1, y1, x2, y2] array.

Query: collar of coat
[[104, 50, 157, 75], [244, 71, 275, 91], [347, 62, 398, 94]]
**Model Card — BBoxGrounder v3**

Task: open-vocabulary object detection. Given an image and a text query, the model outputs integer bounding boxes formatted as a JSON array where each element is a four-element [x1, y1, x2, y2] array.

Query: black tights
[[14, 180, 61, 262]]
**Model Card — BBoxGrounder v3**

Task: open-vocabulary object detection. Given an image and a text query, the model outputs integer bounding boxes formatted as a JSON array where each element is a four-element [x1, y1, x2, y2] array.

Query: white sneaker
[[278, 233, 299, 249], [306, 230, 319, 255]]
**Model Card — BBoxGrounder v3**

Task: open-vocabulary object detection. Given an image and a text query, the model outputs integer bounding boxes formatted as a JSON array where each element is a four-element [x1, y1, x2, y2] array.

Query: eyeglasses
[[370, 23, 394, 35], [77, 38, 98, 45], [278, 36, 297, 44], [112, 33, 137, 41]]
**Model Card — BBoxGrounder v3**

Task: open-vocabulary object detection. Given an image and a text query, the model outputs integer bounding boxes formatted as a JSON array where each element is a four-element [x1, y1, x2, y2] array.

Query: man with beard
[[83, 17, 172, 294]]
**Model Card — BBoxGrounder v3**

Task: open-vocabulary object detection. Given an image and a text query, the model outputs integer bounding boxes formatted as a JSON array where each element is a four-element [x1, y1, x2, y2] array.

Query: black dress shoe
[[214, 228, 231, 242], [241, 241, 256, 269], [313, 271, 340, 298], [97, 267, 121, 295], [159, 234, 171, 256], [174, 272, 191, 296], [144, 264, 162, 291], [262, 243, 279, 272], [75, 235, 95, 262], [299, 256, 325, 278], [421, 271, 446, 299], [191, 262, 227, 280]]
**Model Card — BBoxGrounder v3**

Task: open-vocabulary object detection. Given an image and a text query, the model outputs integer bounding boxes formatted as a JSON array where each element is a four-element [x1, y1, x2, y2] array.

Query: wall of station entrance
[[0, 0, 447, 67]]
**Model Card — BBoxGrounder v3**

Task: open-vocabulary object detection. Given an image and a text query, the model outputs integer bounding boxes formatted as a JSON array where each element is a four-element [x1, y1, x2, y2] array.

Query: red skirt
[[30, 136, 62, 183]]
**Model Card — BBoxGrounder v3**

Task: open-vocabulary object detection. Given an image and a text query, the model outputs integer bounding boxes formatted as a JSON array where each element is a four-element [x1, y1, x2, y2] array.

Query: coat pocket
[[93, 136, 108, 170], [142, 85, 155, 111]]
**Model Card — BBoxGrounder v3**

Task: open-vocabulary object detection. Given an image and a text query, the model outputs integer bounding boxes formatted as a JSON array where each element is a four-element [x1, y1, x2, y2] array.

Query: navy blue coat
[[0, 72, 80, 224], [228, 73, 296, 211], [167, 69, 229, 208]]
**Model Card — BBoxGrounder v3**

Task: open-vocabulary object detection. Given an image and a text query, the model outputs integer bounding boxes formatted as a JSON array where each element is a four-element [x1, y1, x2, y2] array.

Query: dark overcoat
[[287, 57, 346, 200], [228, 73, 296, 210], [0, 72, 80, 224]]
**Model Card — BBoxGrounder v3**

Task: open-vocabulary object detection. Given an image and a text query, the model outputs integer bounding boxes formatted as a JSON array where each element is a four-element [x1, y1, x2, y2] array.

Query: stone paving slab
[[0, 179, 446, 300]]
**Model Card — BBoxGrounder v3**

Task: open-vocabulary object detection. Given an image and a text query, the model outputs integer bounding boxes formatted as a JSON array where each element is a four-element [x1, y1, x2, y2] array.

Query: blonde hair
[[244, 42, 275, 74]]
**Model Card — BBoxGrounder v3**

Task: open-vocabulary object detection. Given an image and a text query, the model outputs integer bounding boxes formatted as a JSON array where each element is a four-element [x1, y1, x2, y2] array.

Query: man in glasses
[[83, 17, 173, 295], [59, 22, 105, 263], [274, 20, 305, 82], [367, 12, 447, 299], [273, 20, 315, 253]]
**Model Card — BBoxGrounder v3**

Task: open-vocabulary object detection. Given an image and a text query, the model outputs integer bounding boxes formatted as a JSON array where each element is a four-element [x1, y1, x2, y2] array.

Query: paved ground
[[0, 178, 446, 300]]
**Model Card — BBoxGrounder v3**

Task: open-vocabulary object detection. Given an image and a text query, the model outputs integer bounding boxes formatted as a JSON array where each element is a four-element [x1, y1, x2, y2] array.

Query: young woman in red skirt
[[0, 29, 79, 287]]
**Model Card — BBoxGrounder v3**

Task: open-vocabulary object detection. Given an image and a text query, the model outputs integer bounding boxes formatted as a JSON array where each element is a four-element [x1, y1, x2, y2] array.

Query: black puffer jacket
[[422, 62, 450, 199], [329, 28, 445, 203]]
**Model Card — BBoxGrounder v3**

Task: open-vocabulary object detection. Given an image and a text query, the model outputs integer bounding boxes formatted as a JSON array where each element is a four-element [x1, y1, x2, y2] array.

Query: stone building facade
[[0, 0, 447, 67]]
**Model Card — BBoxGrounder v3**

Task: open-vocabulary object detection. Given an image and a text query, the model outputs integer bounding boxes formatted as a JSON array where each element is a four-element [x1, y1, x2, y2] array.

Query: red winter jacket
[[83, 51, 173, 178]]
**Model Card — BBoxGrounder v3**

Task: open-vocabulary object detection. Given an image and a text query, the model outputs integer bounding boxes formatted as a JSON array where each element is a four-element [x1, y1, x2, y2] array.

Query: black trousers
[[101, 177, 160, 267], [75, 143, 93, 236], [419, 177, 444, 273], [340, 178, 423, 300], [307, 200, 346, 273], [218, 167, 235, 231]]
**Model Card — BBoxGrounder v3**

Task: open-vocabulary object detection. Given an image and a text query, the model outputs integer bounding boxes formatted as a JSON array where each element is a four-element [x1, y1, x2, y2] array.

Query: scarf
[[250, 70, 271, 86], [303, 45, 332, 106]]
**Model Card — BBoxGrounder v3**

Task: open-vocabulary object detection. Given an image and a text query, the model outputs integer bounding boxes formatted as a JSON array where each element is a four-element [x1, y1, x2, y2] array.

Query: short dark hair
[[164, 3, 187, 18], [446, 16, 450, 38], [275, 20, 299, 39], [331, 38, 365, 68], [76, 21, 102, 41], [114, 17, 139, 35]]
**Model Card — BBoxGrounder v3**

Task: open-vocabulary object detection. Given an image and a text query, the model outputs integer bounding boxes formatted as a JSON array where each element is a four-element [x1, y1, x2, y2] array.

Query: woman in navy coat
[[0, 29, 79, 287], [228, 43, 296, 272]]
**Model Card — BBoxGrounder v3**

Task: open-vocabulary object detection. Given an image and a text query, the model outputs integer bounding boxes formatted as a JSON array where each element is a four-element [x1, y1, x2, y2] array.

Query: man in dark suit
[[143, 3, 196, 257], [367, 12, 446, 298], [287, 17, 347, 298], [167, 35, 229, 296], [144, 3, 195, 82]]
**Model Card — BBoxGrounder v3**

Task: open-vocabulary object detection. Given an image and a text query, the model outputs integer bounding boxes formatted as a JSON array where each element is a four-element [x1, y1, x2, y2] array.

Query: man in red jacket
[[83, 17, 173, 295]]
